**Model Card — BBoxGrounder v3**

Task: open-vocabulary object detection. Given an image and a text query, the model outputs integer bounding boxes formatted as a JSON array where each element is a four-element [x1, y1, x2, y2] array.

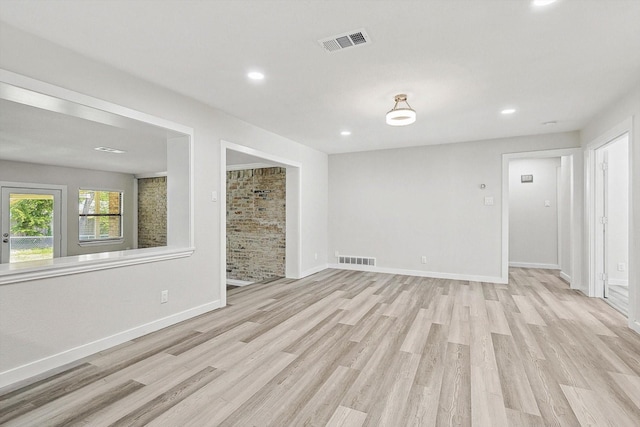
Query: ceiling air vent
[[318, 28, 371, 53]]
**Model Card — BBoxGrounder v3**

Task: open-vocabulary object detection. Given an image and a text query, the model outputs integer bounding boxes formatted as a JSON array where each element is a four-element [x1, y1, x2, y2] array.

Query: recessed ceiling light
[[340, 130, 351, 136], [532, 0, 557, 7], [501, 108, 517, 115], [94, 146, 126, 154], [247, 71, 265, 80]]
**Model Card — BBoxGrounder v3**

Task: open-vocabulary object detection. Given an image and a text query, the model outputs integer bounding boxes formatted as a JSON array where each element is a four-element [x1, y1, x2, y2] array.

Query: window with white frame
[[78, 189, 123, 242]]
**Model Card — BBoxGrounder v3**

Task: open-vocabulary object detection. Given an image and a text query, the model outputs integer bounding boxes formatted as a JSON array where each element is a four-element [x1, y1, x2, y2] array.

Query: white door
[[595, 134, 630, 314], [0, 187, 63, 264]]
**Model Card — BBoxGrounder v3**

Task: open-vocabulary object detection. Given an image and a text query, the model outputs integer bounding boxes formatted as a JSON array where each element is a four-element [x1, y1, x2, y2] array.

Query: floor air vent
[[318, 28, 371, 53], [338, 255, 376, 266]]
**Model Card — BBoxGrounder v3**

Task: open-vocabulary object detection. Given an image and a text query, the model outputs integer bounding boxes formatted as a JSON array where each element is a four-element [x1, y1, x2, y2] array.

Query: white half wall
[[0, 24, 328, 388], [328, 132, 580, 283], [508, 157, 561, 267]]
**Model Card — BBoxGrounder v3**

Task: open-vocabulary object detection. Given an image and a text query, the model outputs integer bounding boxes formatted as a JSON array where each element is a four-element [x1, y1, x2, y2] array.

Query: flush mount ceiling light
[[247, 71, 265, 80], [501, 108, 517, 115], [386, 94, 416, 126], [532, 0, 557, 6], [94, 146, 126, 154], [340, 130, 352, 136]]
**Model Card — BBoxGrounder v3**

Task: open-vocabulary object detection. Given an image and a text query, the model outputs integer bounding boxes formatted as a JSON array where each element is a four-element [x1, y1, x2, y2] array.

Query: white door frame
[[585, 118, 632, 299], [501, 148, 581, 286], [0, 181, 67, 263], [594, 146, 609, 299], [220, 140, 302, 307]]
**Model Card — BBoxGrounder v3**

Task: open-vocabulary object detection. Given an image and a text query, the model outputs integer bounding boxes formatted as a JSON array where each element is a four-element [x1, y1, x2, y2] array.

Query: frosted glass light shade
[[386, 108, 416, 126]]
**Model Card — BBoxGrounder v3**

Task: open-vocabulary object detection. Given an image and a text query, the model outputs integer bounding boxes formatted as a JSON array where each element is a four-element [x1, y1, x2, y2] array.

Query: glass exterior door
[[1, 187, 62, 264]]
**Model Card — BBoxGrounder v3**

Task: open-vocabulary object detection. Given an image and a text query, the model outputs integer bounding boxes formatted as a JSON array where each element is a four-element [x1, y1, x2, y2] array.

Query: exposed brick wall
[[227, 167, 286, 281], [137, 177, 167, 248]]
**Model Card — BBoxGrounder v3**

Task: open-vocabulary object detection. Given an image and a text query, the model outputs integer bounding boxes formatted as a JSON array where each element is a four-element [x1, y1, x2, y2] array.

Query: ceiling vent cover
[[318, 28, 371, 53]]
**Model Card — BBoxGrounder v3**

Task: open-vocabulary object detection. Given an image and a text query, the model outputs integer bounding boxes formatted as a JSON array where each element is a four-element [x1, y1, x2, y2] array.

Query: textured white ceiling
[[1, 0, 639, 154]]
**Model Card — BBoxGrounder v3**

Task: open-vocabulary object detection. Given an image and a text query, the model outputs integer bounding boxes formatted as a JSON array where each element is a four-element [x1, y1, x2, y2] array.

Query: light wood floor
[[1, 268, 639, 426]]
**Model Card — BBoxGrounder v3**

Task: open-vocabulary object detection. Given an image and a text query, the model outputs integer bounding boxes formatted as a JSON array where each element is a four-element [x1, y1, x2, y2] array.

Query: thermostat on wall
[[521, 174, 533, 183]]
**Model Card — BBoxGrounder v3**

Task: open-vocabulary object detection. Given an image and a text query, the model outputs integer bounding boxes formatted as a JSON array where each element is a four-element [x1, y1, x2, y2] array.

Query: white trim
[[585, 119, 633, 299], [220, 140, 303, 307], [226, 279, 254, 287], [226, 162, 275, 171], [328, 263, 505, 284], [0, 70, 195, 282], [509, 262, 560, 270], [608, 278, 629, 286], [0, 299, 221, 390], [0, 181, 68, 260], [502, 148, 581, 287], [633, 320, 640, 335], [77, 238, 125, 247], [134, 172, 168, 179], [560, 271, 572, 283], [299, 263, 328, 279], [132, 178, 138, 249], [0, 69, 192, 135], [221, 142, 302, 169], [0, 247, 194, 285]]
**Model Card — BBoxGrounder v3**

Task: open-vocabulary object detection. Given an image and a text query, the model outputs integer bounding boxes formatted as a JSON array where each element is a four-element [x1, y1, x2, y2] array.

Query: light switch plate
[[484, 196, 494, 206]]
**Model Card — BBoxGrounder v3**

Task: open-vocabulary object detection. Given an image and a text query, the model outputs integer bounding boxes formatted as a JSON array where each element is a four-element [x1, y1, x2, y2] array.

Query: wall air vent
[[318, 28, 371, 53], [338, 255, 376, 266]]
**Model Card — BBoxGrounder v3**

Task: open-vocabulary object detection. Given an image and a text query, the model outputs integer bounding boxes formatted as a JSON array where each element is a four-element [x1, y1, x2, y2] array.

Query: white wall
[[328, 132, 580, 282], [0, 24, 328, 387], [604, 136, 629, 285], [581, 82, 639, 332], [558, 156, 573, 280], [508, 157, 561, 268], [0, 160, 135, 255]]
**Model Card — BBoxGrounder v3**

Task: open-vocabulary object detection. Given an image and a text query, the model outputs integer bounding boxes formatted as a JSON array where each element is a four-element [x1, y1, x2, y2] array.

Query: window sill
[[78, 238, 125, 247], [0, 246, 195, 285]]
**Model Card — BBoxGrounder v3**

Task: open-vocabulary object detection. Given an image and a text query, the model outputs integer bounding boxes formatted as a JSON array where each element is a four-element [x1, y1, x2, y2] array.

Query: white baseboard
[[226, 279, 254, 287], [559, 271, 572, 283], [327, 264, 505, 284], [299, 263, 329, 279], [509, 262, 560, 270], [608, 278, 629, 286], [0, 300, 222, 390]]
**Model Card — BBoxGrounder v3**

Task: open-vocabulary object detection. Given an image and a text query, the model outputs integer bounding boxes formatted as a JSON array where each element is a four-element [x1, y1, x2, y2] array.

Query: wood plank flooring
[[1, 268, 639, 426]]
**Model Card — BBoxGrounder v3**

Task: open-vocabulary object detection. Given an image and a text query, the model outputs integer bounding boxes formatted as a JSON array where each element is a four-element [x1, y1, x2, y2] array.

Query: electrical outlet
[[314, 252, 318, 260], [421, 256, 427, 264], [161, 290, 168, 304], [618, 263, 626, 272]]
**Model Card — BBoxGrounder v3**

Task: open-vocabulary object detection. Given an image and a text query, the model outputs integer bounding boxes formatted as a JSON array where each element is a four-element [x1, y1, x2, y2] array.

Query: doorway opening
[[220, 141, 301, 306], [226, 165, 286, 286], [508, 157, 563, 270], [0, 183, 66, 264], [501, 149, 581, 286], [594, 133, 630, 315]]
